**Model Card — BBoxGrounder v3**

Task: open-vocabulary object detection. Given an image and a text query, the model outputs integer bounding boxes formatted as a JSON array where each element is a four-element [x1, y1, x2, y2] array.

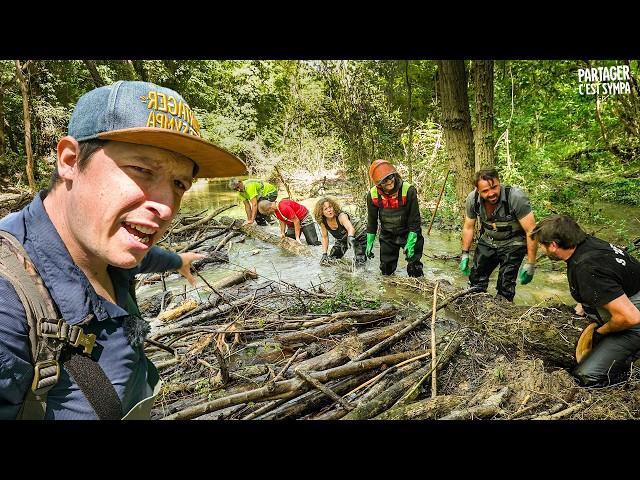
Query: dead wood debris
[[141, 209, 640, 420]]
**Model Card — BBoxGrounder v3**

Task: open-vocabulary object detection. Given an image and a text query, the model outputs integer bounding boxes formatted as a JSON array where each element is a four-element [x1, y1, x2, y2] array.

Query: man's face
[[379, 175, 396, 194], [234, 181, 244, 192], [477, 178, 501, 204], [540, 242, 563, 261], [62, 142, 194, 269]]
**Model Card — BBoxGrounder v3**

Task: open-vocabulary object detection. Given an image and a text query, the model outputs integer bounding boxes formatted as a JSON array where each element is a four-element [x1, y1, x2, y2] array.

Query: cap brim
[[98, 128, 247, 178]]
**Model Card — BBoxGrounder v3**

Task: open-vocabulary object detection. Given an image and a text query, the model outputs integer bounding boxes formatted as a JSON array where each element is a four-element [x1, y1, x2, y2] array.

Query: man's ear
[[56, 136, 80, 181]]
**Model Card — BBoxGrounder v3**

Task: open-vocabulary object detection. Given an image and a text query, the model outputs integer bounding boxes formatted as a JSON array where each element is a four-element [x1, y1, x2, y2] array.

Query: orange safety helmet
[[369, 159, 397, 185]]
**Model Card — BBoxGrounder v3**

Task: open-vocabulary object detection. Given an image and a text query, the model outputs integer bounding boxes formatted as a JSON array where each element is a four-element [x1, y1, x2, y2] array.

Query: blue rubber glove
[[404, 231, 418, 259], [518, 262, 535, 285], [459, 252, 471, 276]]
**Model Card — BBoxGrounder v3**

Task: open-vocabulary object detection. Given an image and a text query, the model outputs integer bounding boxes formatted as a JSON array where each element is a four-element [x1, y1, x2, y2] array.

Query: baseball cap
[[68, 80, 246, 178]]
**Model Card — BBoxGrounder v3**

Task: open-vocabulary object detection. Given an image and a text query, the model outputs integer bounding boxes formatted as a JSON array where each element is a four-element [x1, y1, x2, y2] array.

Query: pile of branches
[[140, 207, 640, 420]]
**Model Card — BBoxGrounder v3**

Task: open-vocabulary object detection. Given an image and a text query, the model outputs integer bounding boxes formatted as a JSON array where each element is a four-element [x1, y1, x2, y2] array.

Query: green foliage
[[308, 280, 381, 314]]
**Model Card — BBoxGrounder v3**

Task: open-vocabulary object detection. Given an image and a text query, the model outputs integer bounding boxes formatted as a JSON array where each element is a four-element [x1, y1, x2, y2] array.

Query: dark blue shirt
[[0, 191, 182, 419]]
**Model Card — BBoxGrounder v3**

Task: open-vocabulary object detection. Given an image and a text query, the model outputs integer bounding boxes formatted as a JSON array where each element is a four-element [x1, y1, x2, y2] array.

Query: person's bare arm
[[461, 216, 476, 251], [292, 217, 302, 243], [518, 211, 538, 264], [598, 294, 640, 334], [320, 223, 329, 253]]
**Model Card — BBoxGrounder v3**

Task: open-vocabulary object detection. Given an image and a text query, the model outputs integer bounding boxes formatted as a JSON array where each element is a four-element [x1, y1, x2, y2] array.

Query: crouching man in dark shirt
[[531, 214, 640, 387]]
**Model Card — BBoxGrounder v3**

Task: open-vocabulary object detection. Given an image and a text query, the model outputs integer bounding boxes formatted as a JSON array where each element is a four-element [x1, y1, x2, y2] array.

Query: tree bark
[[373, 394, 466, 420], [405, 60, 414, 183], [14, 60, 36, 193], [162, 350, 423, 420], [82, 60, 105, 87], [437, 60, 475, 214], [472, 60, 494, 170], [217, 216, 317, 257]]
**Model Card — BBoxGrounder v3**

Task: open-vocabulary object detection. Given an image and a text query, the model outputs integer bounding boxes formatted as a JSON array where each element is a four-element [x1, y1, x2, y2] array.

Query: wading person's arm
[[597, 294, 640, 334], [245, 197, 259, 225]]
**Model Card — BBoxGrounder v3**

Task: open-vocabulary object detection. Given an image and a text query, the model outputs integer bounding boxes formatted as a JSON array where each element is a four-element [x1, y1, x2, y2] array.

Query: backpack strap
[[0, 230, 122, 420]]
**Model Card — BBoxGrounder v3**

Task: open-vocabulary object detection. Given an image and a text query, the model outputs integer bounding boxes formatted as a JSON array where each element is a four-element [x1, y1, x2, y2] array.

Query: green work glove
[[366, 233, 376, 258], [518, 262, 535, 285], [459, 251, 471, 276], [404, 231, 418, 259]]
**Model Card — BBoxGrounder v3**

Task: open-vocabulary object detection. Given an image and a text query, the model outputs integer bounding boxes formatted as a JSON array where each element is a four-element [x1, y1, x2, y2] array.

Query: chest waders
[[469, 187, 527, 301], [370, 182, 424, 277], [474, 187, 526, 247], [0, 231, 160, 420], [277, 205, 321, 245]]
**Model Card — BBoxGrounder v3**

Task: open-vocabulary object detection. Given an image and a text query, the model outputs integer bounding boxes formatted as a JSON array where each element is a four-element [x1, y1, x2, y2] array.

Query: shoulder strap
[[504, 186, 511, 217], [0, 230, 122, 420], [474, 189, 480, 216]]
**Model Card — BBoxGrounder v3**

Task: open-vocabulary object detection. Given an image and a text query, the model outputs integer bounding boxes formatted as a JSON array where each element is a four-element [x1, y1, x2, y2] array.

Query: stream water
[[137, 177, 594, 314]]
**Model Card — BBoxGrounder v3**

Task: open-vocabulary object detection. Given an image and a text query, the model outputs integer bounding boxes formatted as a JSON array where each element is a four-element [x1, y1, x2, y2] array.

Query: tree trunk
[[0, 87, 5, 156], [473, 60, 494, 170], [82, 60, 105, 87], [132, 60, 149, 82], [437, 60, 475, 215], [405, 60, 414, 183], [14, 60, 36, 193]]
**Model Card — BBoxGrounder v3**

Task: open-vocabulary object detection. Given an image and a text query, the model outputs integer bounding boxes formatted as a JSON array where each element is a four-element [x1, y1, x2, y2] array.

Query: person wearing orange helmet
[[366, 159, 424, 277]]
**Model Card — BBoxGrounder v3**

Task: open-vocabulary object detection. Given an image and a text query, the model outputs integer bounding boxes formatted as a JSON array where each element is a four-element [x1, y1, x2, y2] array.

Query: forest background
[[1, 59, 639, 245]]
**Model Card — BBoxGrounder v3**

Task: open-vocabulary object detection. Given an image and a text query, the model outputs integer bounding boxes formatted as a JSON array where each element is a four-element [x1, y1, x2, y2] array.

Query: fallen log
[[216, 216, 317, 257], [274, 307, 397, 345], [374, 395, 467, 420], [162, 350, 423, 420], [439, 386, 511, 420], [171, 203, 235, 234], [342, 335, 462, 420]]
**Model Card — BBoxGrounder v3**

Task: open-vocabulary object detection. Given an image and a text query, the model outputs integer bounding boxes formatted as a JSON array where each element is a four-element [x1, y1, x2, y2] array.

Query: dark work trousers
[[573, 328, 640, 387], [285, 214, 321, 245], [255, 191, 278, 225], [469, 240, 527, 302], [330, 233, 368, 265], [379, 230, 424, 277]]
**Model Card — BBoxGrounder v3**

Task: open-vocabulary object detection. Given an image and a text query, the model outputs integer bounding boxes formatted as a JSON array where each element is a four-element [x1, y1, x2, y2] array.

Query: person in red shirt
[[258, 199, 321, 245]]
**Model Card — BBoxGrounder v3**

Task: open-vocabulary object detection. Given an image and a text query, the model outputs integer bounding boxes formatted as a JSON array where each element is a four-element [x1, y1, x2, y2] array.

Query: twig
[[273, 348, 302, 382], [295, 369, 354, 411]]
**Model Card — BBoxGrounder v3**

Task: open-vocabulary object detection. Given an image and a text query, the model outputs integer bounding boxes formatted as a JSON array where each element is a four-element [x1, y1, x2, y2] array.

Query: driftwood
[[217, 216, 318, 257], [171, 203, 235, 234], [162, 350, 424, 420], [439, 386, 511, 420], [156, 299, 199, 322], [374, 394, 467, 420], [274, 307, 397, 345], [343, 335, 462, 420]]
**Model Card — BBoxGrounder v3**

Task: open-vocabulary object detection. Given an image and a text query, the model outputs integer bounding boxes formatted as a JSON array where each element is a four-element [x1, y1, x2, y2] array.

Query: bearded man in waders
[[459, 168, 538, 302], [365, 159, 424, 277]]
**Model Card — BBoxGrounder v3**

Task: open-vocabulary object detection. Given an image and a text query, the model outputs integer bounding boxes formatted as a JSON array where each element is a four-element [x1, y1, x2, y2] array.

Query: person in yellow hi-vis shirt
[[229, 178, 278, 226]]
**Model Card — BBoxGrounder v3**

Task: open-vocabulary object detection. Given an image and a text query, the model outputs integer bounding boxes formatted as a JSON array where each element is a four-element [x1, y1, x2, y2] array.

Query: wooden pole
[[427, 169, 451, 235], [431, 281, 439, 397]]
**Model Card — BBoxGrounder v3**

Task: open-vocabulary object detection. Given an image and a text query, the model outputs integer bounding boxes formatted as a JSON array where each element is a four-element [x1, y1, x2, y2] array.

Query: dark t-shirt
[[567, 235, 640, 309]]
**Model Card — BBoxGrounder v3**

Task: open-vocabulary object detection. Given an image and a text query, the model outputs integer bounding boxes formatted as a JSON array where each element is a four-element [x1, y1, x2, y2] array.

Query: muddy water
[[165, 178, 580, 311]]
